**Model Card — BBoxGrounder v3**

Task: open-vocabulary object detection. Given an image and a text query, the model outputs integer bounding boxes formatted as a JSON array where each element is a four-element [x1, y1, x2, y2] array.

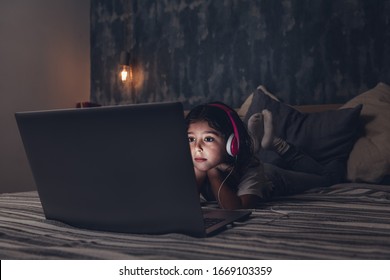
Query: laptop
[[15, 102, 251, 237]]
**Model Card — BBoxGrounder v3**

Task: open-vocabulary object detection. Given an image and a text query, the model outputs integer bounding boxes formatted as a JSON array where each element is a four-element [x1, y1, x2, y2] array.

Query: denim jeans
[[264, 145, 345, 197]]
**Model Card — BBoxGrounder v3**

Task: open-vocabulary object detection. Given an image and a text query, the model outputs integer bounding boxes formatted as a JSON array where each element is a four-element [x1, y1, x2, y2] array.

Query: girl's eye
[[188, 137, 195, 143], [204, 137, 214, 142]]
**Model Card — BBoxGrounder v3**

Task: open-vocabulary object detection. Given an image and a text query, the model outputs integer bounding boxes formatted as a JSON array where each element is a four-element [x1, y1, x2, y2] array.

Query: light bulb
[[120, 65, 133, 83], [121, 65, 129, 82]]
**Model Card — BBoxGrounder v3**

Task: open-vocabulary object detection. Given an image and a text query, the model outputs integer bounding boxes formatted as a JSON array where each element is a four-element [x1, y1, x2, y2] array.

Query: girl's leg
[[263, 163, 334, 196], [248, 110, 345, 192]]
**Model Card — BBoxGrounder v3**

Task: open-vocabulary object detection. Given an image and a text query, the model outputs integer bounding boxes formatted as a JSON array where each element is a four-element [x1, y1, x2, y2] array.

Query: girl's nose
[[195, 142, 203, 152]]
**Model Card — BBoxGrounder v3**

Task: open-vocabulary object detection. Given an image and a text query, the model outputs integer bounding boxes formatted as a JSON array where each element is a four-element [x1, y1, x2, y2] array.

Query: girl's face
[[187, 121, 227, 172]]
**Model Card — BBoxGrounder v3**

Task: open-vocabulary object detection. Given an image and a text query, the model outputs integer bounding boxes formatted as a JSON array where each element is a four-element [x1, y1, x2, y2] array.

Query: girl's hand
[[207, 163, 235, 183], [215, 163, 233, 173]]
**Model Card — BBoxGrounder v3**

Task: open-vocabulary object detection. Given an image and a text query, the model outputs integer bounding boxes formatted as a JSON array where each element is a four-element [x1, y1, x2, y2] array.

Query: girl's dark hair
[[185, 102, 254, 173]]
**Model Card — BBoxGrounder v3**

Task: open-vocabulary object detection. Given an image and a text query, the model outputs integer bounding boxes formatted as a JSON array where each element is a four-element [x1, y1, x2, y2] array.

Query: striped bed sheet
[[1, 183, 389, 260]]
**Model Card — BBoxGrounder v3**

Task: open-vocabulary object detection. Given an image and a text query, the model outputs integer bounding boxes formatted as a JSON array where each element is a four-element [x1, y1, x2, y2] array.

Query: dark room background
[[90, 0, 390, 109]]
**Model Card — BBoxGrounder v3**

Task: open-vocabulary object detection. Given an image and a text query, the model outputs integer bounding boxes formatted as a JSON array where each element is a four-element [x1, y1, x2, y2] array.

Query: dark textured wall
[[91, 0, 390, 109]]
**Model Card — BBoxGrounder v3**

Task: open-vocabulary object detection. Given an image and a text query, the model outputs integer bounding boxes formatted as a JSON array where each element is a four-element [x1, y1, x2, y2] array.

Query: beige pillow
[[237, 93, 253, 119], [341, 82, 390, 183], [237, 85, 279, 118]]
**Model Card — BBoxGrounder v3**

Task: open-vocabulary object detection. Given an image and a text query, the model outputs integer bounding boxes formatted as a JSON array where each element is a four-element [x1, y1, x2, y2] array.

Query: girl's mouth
[[194, 157, 206, 162]]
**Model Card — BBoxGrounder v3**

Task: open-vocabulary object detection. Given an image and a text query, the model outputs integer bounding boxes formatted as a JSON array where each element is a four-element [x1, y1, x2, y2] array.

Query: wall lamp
[[119, 51, 133, 83]]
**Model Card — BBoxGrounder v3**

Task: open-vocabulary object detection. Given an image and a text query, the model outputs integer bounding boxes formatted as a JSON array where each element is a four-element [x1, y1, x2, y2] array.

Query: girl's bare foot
[[247, 112, 264, 153], [248, 109, 289, 155], [260, 109, 275, 150], [262, 109, 290, 154]]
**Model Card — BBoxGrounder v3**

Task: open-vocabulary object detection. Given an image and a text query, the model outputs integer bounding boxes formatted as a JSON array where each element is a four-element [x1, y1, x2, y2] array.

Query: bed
[[1, 83, 390, 260], [1, 183, 390, 260]]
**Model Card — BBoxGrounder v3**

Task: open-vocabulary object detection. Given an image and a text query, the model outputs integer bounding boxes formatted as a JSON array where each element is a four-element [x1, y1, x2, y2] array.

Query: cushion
[[237, 93, 253, 119], [238, 85, 279, 118], [341, 82, 390, 183], [244, 87, 362, 180]]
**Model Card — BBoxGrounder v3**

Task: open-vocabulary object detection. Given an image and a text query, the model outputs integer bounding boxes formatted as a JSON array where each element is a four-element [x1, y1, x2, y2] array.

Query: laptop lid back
[[15, 102, 206, 236]]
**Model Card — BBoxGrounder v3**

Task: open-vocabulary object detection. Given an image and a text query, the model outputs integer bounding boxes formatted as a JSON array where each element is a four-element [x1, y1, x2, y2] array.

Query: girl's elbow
[[239, 195, 261, 209]]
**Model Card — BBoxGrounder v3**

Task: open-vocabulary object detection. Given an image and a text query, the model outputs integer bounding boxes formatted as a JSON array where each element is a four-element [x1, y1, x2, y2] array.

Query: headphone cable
[[217, 157, 237, 209]]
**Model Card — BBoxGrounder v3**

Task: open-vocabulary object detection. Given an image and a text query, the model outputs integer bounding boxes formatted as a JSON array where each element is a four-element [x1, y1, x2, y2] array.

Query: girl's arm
[[207, 168, 261, 209]]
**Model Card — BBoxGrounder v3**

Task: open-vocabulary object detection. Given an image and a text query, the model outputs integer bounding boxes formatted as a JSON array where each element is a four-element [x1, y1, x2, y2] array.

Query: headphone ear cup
[[226, 133, 239, 157]]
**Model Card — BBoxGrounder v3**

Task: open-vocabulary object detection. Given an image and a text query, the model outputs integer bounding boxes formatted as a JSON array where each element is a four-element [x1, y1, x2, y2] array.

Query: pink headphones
[[208, 103, 240, 157]]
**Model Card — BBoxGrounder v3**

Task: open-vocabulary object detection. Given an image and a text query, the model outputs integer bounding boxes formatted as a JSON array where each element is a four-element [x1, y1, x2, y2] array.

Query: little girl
[[185, 102, 341, 209]]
